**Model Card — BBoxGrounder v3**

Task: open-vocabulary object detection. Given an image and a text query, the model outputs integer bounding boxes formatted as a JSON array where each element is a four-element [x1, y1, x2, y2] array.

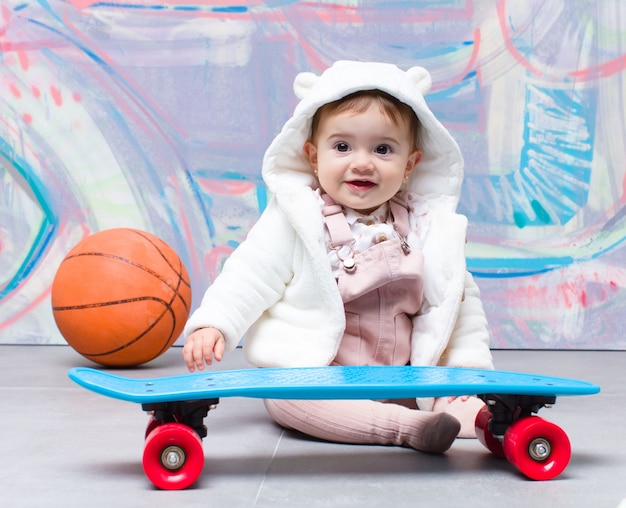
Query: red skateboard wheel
[[474, 406, 505, 458], [502, 416, 571, 480], [143, 423, 204, 490], [145, 415, 163, 440]]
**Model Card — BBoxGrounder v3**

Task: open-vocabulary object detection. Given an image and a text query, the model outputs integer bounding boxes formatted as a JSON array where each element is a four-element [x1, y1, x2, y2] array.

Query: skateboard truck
[[473, 393, 572, 480], [142, 399, 220, 440], [479, 393, 557, 438]]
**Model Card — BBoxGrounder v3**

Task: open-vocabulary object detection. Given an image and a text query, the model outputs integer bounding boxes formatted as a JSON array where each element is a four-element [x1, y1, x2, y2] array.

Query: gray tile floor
[[1, 345, 624, 508]]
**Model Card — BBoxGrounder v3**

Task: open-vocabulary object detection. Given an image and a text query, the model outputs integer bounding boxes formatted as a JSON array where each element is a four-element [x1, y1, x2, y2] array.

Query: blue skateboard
[[69, 365, 599, 489]]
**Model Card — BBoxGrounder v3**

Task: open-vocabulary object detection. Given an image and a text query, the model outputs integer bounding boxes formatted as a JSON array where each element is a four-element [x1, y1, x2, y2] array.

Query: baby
[[184, 61, 493, 452]]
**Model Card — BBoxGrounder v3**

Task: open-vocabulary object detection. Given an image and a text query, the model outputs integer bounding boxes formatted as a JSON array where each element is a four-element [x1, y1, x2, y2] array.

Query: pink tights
[[264, 399, 461, 454]]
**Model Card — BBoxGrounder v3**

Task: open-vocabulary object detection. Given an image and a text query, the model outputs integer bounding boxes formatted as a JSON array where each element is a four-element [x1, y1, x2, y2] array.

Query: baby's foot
[[434, 396, 486, 438], [417, 413, 461, 453]]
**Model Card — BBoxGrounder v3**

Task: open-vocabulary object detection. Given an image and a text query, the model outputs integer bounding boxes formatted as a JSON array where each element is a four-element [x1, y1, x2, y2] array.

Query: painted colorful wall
[[2, 1, 625, 349]]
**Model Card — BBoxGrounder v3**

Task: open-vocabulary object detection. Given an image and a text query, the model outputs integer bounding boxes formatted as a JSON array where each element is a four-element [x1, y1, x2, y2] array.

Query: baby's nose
[[351, 151, 374, 171]]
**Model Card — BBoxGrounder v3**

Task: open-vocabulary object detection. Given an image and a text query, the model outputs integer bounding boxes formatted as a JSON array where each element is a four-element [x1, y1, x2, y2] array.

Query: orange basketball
[[51, 228, 192, 367]]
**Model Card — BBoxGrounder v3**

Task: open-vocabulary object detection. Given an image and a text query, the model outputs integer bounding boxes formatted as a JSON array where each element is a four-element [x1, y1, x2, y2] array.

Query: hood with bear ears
[[261, 60, 465, 212]]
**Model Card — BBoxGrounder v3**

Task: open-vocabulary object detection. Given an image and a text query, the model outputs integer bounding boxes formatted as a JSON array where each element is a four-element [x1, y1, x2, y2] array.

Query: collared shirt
[[320, 199, 397, 276], [317, 190, 428, 277]]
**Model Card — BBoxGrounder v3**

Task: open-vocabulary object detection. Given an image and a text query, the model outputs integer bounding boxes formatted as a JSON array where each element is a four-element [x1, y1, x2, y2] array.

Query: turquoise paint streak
[[0, 137, 57, 300]]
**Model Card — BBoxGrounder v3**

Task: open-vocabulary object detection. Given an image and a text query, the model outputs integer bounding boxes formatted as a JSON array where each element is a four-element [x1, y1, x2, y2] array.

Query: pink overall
[[322, 195, 424, 367], [263, 196, 461, 453]]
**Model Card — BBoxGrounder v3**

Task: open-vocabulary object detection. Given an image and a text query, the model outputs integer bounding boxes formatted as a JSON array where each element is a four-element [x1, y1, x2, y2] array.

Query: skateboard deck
[[68, 365, 599, 403], [68, 365, 599, 490]]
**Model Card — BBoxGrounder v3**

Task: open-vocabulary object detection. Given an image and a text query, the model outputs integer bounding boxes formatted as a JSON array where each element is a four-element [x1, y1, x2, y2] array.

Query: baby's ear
[[293, 71, 319, 99], [406, 66, 432, 96]]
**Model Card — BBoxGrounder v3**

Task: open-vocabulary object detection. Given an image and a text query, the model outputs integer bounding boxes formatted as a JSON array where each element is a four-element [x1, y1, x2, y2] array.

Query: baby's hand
[[183, 327, 225, 372], [433, 396, 486, 438]]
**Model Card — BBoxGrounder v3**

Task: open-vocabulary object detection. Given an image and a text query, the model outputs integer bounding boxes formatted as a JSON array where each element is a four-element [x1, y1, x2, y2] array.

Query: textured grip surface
[[69, 366, 600, 404]]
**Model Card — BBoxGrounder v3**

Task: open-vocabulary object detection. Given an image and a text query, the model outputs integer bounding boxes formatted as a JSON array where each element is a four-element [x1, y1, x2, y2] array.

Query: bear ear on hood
[[293, 71, 319, 99], [294, 63, 432, 100], [406, 66, 432, 96]]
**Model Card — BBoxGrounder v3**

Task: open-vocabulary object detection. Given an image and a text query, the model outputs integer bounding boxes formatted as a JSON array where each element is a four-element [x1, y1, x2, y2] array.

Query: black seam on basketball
[[63, 298, 177, 357], [171, 257, 190, 313], [130, 230, 191, 290], [64, 251, 184, 292], [133, 230, 192, 316], [61, 252, 190, 316], [52, 295, 171, 311]]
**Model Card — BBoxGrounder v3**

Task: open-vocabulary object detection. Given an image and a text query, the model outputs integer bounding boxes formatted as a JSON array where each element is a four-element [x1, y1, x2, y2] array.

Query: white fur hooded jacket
[[184, 61, 494, 381]]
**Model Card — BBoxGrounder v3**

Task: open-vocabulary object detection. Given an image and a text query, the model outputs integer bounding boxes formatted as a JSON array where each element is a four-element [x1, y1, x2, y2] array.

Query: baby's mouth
[[347, 180, 376, 190]]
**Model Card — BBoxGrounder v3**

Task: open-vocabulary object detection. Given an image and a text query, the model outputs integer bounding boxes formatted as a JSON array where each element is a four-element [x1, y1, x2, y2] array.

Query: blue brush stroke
[[0, 137, 57, 300], [58, 0, 249, 12], [458, 81, 596, 229], [468, 226, 626, 278], [31, 4, 215, 245]]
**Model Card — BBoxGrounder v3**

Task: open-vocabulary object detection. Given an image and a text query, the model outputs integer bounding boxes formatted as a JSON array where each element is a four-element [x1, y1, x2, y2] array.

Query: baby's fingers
[[214, 336, 225, 362], [447, 395, 472, 403], [201, 339, 216, 367], [182, 341, 198, 372]]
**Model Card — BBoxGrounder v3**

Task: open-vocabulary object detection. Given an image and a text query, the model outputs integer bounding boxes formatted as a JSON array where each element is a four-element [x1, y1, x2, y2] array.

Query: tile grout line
[[252, 430, 285, 507]]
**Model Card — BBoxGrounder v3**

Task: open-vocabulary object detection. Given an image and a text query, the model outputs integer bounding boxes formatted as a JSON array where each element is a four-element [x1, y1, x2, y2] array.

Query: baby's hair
[[309, 90, 421, 150]]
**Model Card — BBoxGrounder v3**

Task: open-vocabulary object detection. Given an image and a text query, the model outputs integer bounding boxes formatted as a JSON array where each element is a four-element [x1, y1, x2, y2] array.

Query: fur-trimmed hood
[[261, 60, 464, 212]]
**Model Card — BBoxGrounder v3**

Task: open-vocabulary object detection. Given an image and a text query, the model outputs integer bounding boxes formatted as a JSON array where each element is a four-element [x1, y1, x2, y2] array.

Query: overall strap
[[388, 196, 411, 238], [321, 194, 354, 248], [322, 193, 412, 251]]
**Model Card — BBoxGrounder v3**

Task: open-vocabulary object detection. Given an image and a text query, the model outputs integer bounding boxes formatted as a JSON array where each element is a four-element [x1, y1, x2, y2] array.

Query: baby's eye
[[334, 142, 350, 152], [375, 144, 391, 155]]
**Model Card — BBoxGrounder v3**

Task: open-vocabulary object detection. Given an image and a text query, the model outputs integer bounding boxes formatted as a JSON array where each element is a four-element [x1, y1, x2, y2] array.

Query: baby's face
[[305, 103, 421, 215]]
